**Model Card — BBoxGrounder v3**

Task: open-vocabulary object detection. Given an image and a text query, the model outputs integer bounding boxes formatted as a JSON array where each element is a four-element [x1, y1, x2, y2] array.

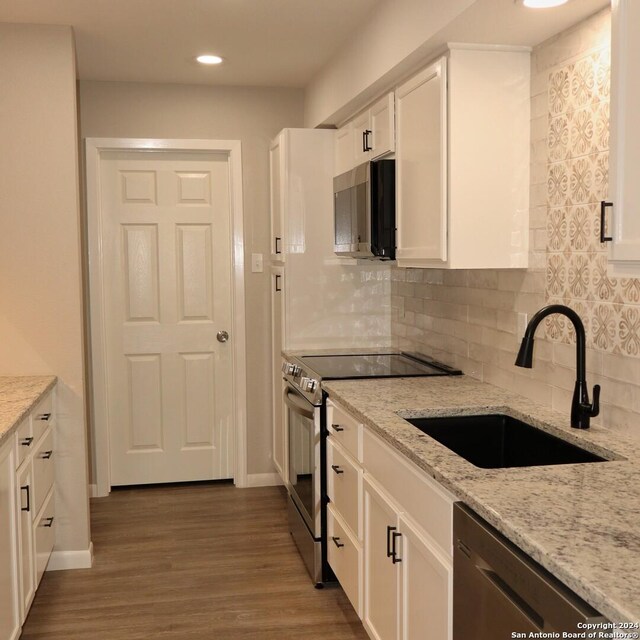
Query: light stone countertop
[[322, 374, 640, 624], [0, 376, 57, 447]]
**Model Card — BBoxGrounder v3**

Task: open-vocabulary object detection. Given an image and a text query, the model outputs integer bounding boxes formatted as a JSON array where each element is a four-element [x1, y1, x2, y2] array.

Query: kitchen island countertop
[[323, 374, 640, 624], [0, 376, 57, 447]]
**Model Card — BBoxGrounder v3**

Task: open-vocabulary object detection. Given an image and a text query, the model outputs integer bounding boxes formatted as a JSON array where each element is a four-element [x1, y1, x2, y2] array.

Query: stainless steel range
[[281, 351, 462, 586]]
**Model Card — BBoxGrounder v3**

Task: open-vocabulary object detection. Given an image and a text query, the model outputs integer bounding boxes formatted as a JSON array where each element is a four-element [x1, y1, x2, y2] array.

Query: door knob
[[217, 330, 229, 343]]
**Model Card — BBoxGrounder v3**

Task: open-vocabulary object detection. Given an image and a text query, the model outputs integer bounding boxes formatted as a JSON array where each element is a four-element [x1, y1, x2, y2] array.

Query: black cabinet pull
[[43, 517, 55, 528], [38, 413, 52, 422], [21, 485, 30, 512], [363, 129, 372, 152], [386, 525, 397, 558], [332, 536, 345, 548], [21, 437, 34, 447], [331, 424, 344, 432], [600, 201, 613, 243], [275, 236, 282, 254], [392, 531, 402, 564], [41, 450, 53, 460], [331, 464, 344, 475], [275, 274, 282, 292]]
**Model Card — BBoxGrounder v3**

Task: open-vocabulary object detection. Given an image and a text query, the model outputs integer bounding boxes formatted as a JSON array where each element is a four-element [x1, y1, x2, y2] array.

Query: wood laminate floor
[[21, 483, 368, 639]]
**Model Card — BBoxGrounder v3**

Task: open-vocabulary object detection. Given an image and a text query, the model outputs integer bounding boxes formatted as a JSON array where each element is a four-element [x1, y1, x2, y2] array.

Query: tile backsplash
[[391, 8, 640, 440]]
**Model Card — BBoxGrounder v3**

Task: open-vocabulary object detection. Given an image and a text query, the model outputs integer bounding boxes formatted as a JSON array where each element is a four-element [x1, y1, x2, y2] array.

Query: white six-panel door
[[100, 150, 234, 485]]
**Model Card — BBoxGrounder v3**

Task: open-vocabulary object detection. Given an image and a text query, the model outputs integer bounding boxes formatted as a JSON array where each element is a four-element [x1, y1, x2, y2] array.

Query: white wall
[[0, 24, 90, 554], [78, 80, 305, 475], [304, 0, 475, 127]]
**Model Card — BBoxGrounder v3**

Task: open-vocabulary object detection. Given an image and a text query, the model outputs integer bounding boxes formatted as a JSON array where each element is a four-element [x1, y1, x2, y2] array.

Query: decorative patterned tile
[[567, 253, 591, 299], [568, 205, 592, 251], [546, 253, 568, 298], [618, 306, 640, 356], [592, 253, 618, 302], [593, 152, 609, 202], [569, 107, 595, 157], [570, 57, 596, 110], [548, 115, 570, 162], [569, 156, 594, 205], [593, 48, 611, 102], [544, 297, 569, 342], [547, 207, 569, 252], [549, 67, 571, 115], [547, 162, 570, 206], [594, 102, 609, 151], [619, 278, 640, 306]]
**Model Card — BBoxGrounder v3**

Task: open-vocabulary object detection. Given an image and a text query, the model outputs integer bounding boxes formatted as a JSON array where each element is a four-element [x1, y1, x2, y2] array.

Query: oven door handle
[[283, 387, 315, 420]]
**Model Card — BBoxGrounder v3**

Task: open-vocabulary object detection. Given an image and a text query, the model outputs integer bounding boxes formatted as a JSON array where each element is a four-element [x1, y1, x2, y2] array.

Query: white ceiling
[[0, 0, 383, 87]]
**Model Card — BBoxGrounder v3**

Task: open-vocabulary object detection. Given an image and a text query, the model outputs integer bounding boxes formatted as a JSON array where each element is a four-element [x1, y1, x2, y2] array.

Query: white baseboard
[[245, 472, 283, 488], [47, 542, 94, 571]]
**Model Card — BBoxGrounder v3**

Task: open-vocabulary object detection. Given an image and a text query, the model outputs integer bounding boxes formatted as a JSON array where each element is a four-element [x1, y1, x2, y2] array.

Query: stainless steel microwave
[[333, 159, 395, 260]]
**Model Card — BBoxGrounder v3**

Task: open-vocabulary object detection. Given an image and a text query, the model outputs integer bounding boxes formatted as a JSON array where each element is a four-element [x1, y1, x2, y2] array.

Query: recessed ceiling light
[[520, 0, 568, 7], [196, 54, 224, 65]]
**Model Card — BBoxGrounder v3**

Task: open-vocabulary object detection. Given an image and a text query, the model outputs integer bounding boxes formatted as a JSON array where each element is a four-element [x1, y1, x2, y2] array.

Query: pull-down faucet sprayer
[[515, 304, 600, 429]]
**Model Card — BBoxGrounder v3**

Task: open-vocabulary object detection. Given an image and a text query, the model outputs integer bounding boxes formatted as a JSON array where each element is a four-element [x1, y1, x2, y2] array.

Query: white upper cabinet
[[607, 0, 640, 275], [269, 135, 285, 263], [334, 92, 395, 176], [396, 46, 531, 269]]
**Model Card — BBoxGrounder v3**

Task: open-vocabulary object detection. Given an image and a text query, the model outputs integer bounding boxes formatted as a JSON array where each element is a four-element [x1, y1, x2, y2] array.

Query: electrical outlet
[[517, 312, 528, 339]]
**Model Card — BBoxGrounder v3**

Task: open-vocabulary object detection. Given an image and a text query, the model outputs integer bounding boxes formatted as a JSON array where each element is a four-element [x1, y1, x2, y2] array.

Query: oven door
[[284, 384, 321, 538]]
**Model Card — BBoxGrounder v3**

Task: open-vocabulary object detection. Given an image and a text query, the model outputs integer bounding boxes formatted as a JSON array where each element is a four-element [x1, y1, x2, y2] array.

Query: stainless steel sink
[[405, 414, 609, 469]]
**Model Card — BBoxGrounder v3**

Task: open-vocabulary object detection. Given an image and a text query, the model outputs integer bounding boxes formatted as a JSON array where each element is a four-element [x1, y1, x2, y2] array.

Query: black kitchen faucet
[[515, 304, 600, 429]]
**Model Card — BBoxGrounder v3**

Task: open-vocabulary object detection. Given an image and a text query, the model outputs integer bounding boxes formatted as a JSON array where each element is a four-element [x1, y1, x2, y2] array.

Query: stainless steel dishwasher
[[453, 503, 607, 639]]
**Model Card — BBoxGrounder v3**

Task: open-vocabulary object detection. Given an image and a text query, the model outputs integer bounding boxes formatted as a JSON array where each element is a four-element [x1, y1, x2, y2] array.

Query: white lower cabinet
[[16, 461, 35, 619], [0, 438, 20, 640], [363, 477, 401, 640], [327, 397, 454, 640]]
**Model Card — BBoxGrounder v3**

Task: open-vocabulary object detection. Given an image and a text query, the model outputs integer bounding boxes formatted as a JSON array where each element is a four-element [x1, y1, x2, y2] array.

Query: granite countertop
[[322, 374, 640, 624], [0, 376, 57, 447]]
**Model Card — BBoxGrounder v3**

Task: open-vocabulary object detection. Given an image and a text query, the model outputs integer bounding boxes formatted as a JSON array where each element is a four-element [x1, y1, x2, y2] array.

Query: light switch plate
[[251, 253, 264, 273]]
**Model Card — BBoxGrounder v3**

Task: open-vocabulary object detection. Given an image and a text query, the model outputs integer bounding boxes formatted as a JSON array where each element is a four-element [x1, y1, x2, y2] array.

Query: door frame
[[85, 137, 248, 496]]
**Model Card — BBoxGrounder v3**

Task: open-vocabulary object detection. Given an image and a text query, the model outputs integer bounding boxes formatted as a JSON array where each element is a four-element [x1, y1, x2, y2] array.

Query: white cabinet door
[[608, 0, 640, 273], [370, 93, 395, 160], [271, 266, 285, 481], [396, 58, 448, 266], [0, 439, 20, 640], [16, 461, 35, 621], [352, 110, 372, 167], [363, 477, 400, 640], [270, 135, 285, 262], [335, 124, 354, 176], [399, 515, 452, 640]]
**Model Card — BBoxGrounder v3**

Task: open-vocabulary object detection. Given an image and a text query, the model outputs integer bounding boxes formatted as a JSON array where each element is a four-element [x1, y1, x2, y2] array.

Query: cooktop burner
[[298, 352, 461, 380]]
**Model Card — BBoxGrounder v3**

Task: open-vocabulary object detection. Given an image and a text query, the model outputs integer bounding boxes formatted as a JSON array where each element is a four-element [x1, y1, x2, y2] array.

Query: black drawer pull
[[600, 201, 613, 243], [332, 536, 345, 549], [21, 485, 30, 512], [331, 424, 344, 432], [275, 236, 282, 255], [38, 413, 52, 422], [43, 517, 55, 528], [40, 450, 53, 460], [392, 531, 402, 564], [386, 525, 397, 558], [331, 464, 344, 475], [21, 437, 34, 447], [275, 274, 282, 292]]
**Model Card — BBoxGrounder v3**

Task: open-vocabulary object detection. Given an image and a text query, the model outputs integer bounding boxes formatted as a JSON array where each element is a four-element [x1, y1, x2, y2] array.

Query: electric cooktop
[[297, 352, 462, 380]]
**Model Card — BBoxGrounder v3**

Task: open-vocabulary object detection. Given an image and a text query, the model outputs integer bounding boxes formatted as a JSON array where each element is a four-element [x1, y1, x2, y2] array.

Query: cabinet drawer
[[327, 400, 362, 462], [34, 488, 55, 587], [32, 391, 53, 443], [15, 416, 33, 468], [363, 428, 454, 557], [33, 429, 54, 517], [327, 437, 361, 539], [328, 503, 362, 618]]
